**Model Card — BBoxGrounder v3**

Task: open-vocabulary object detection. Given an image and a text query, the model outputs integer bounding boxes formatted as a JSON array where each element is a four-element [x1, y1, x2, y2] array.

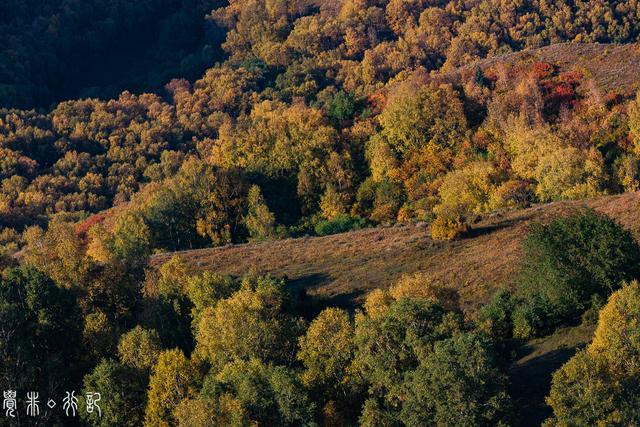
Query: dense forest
[[3, 0, 640, 425]]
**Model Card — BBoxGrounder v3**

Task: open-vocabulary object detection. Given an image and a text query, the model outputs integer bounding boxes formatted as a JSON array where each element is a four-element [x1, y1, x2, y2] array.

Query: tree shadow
[[317, 289, 366, 313], [285, 272, 366, 318], [509, 344, 586, 426], [465, 213, 537, 238], [286, 272, 331, 291]]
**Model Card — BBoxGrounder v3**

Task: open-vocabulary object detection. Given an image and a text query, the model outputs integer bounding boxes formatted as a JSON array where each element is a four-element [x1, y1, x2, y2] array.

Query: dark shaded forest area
[[0, 0, 225, 108]]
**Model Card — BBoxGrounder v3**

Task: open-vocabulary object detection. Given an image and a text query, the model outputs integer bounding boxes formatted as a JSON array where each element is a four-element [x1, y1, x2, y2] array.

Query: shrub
[[314, 214, 366, 236], [477, 289, 517, 341], [431, 214, 468, 240], [512, 296, 554, 339], [390, 273, 460, 311], [431, 161, 501, 241], [518, 209, 640, 321]]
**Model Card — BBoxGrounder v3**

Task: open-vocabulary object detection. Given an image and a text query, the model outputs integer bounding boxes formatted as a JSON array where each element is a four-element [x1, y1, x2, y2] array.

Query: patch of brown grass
[[151, 192, 640, 313]]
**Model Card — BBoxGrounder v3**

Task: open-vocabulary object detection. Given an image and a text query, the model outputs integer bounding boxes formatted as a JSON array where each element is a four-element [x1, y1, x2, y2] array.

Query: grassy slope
[[511, 323, 597, 425], [151, 191, 640, 312]]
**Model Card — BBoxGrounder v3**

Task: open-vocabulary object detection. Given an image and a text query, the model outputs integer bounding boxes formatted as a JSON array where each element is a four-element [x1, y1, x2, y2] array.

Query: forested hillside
[[4, 0, 640, 256], [3, 0, 640, 425]]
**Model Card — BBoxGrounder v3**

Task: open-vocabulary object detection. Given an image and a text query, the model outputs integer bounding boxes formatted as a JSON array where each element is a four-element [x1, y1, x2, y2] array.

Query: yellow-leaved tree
[[194, 276, 303, 371], [244, 185, 277, 241], [144, 349, 199, 427], [547, 281, 640, 425], [364, 80, 469, 221], [431, 161, 502, 240], [504, 118, 607, 203], [628, 90, 640, 155]]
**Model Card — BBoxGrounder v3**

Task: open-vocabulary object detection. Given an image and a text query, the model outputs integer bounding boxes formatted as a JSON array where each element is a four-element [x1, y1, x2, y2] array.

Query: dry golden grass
[[151, 192, 640, 313]]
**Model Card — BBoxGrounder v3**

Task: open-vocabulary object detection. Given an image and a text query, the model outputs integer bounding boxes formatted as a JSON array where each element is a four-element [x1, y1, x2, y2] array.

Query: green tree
[[81, 359, 147, 427], [401, 333, 511, 426], [519, 209, 640, 321], [201, 359, 316, 426], [326, 90, 356, 122], [476, 289, 517, 341], [354, 297, 461, 403], [0, 266, 82, 425], [244, 185, 277, 241]]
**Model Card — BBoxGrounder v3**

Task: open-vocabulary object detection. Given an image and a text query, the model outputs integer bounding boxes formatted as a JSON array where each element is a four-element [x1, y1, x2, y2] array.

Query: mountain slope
[[151, 191, 640, 312]]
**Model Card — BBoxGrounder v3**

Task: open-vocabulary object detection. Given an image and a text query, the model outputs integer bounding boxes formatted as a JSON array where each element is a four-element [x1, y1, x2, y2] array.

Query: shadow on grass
[[284, 272, 367, 318], [466, 213, 537, 239], [286, 272, 366, 318], [509, 344, 585, 426], [286, 272, 332, 291], [318, 289, 367, 312]]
